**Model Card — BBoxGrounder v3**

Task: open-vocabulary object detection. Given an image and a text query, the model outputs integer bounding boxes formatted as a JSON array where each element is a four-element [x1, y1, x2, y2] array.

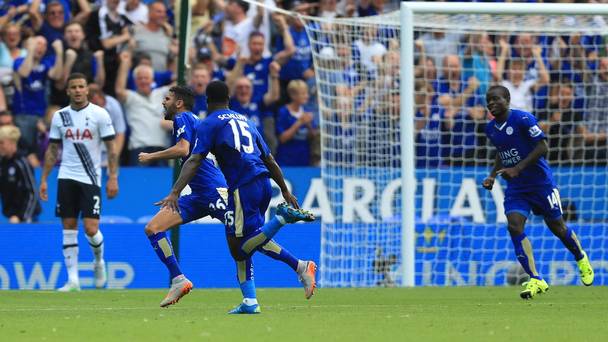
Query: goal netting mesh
[[300, 10, 608, 287]]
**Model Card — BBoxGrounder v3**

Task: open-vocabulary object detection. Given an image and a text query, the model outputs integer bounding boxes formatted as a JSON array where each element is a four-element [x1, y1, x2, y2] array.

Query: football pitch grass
[[1, 287, 607, 341]]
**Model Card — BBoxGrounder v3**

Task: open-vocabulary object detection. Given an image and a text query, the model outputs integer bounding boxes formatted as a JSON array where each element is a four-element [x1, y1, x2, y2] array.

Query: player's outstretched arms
[[155, 153, 203, 212], [261, 153, 299, 209], [39, 142, 60, 201], [139, 139, 189, 164]]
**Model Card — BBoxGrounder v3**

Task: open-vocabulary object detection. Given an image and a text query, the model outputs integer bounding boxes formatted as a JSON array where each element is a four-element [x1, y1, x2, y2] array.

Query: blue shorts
[[504, 187, 563, 221], [225, 175, 272, 237], [178, 187, 228, 224]]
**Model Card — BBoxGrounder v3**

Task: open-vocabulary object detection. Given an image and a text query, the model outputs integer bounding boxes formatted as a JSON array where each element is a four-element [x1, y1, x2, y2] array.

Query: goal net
[[301, 6, 608, 287]]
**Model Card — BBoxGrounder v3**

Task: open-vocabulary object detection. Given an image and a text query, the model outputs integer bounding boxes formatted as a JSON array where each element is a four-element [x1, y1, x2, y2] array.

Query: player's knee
[[144, 222, 159, 236], [507, 222, 524, 236], [84, 225, 99, 237]]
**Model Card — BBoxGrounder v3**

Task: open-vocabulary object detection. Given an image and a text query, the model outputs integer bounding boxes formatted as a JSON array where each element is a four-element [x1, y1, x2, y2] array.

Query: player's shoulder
[[485, 113, 497, 129], [510, 108, 535, 121], [55, 105, 71, 116], [51, 105, 72, 123], [86, 103, 112, 119]]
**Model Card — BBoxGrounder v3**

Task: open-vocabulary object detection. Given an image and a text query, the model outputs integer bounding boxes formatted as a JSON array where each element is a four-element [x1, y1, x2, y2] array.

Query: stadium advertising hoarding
[[14, 167, 606, 224], [0, 222, 605, 289], [0, 167, 605, 288]]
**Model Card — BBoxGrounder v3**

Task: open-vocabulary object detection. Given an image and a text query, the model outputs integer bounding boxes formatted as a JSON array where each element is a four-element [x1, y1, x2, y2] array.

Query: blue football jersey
[[173, 111, 227, 192], [485, 109, 556, 193], [192, 109, 271, 190]]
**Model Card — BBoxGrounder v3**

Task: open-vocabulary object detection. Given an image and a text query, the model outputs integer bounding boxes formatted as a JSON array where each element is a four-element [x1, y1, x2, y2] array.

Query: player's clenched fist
[[482, 176, 495, 190], [39, 181, 48, 201]]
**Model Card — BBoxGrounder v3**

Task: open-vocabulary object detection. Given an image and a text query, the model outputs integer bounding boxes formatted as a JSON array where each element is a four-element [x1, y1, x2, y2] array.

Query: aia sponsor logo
[[65, 128, 93, 140]]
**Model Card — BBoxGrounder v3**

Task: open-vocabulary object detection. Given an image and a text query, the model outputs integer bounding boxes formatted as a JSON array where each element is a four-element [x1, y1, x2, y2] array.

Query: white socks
[[243, 298, 259, 306], [62, 230, 79, 285], [296, 260, 307, 274], [86, 230, 104, 263]]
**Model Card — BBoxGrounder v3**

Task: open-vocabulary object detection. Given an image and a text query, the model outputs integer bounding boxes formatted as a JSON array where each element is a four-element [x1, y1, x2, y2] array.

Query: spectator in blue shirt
[[12, 36, 63, 150], [226, 14, 295, 102], [415, 79, 444, 168], [0, 0, 30, 26], [275, 11, 313, 92], [436, 54, 485, 165], [229, 61, 281, 153], [29, 1, 70, 51], [276, 79, 318, 166], [189, 63, 210, 118]]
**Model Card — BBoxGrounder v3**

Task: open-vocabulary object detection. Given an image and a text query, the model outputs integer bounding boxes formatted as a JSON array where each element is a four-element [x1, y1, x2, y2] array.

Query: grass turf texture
[[1, 287, 607, 341]]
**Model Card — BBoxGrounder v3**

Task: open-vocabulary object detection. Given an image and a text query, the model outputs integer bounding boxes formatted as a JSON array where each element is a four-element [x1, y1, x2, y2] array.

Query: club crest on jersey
[[506, 126, 513, 135], [64, 128, 93, 140]]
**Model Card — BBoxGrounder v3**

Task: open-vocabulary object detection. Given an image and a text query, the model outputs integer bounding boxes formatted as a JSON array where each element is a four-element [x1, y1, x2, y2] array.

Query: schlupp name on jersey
[[218, 113, 248, 121]]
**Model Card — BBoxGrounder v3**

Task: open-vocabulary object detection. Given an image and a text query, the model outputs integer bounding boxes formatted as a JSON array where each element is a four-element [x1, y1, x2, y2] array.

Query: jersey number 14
[[228, 119, 254, 154]]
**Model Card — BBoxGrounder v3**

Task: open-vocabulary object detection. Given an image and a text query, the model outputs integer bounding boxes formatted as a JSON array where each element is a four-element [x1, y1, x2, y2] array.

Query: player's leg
[[145, 198, 194, 307], [540, 188, 593, 285], [223, 181, 266, 313], [145, 208, 184, 280], [506, 213, 541, 281], [533, 187, 594, 286], [228, 256, 261, 314], [504, 193, 548, 299], [545, 217, 594, 286], [507, 212, 548, 299], [80, 182, 107, 289], [60, 218, 80, 291], [56, 179, 81, 292], [257, 240, 317, 299], [235, 177, 314, 257]]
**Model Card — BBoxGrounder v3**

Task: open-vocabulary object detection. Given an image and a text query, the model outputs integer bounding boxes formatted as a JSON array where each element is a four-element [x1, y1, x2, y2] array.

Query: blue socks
[[560, 228, 585, 261], [240, 217, 285, 257], [258, 240, 299, 271], [511, 232, 542, 280], [148, 232, 182, 279], [237, 258, 257, 303], [260, 216, 284, 238]]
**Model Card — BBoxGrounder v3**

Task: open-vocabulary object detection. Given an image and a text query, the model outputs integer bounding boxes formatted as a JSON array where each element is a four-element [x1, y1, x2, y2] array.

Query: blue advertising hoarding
[[0, 222, 605, 289], [0, 166, 606, 288]]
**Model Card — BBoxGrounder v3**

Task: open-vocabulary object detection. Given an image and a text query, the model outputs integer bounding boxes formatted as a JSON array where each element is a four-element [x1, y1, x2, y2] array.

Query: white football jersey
[[49, 103, 116, 186]]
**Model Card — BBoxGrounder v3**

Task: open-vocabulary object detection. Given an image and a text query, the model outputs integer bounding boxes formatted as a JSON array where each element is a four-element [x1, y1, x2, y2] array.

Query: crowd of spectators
[[0, 0, 402, 173]]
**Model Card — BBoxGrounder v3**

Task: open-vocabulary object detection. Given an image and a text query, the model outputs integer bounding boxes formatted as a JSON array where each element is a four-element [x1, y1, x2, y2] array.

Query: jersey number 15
[[228, 119, 254, 154]]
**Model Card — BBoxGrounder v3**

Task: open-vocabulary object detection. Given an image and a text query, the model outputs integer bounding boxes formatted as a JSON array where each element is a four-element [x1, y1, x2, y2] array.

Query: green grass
[[1, 287, 607, 341]]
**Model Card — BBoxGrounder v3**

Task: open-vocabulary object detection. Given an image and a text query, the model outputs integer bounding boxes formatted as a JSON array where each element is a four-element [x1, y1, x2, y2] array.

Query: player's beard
[[164, 105, 176, 120]]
